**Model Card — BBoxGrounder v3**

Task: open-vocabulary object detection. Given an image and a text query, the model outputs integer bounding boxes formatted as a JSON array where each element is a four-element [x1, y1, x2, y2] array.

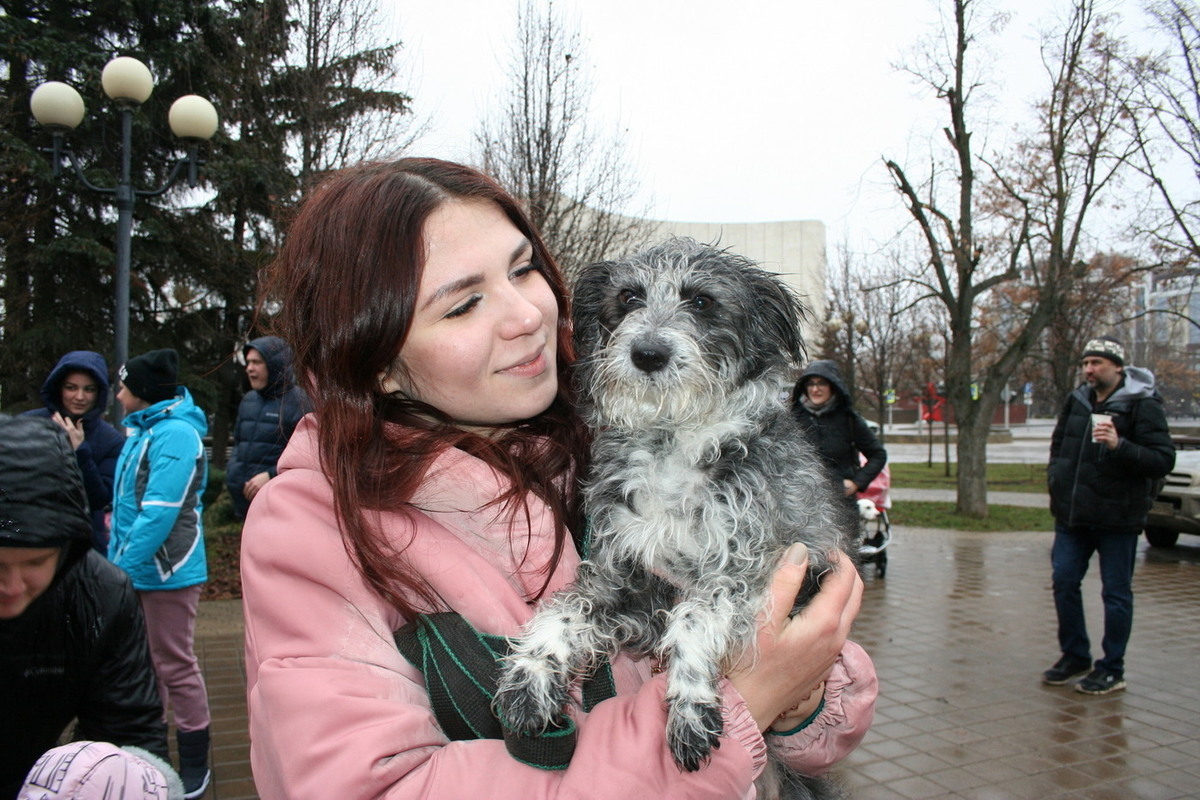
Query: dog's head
[[572, 237, 808, 428], [857, 497, 879, 521]]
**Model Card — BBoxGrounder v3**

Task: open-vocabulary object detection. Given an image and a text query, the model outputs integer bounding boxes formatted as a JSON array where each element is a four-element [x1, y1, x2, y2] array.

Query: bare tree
[[476, 0, 651, 280], [815, 240, 933, 441], [283, 0, 415, 186], [885, 0, 1142, 515], [860, 254, 934, 436], [1124, 0, 1200, 265]]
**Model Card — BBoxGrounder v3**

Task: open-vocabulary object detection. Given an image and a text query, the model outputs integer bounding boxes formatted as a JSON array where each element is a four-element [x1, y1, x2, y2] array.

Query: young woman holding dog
[[240, 158, 877, 799]]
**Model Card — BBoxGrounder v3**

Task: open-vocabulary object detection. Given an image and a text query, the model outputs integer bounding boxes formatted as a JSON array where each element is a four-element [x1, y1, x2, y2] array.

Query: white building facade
[[641, 218, 828, 343]]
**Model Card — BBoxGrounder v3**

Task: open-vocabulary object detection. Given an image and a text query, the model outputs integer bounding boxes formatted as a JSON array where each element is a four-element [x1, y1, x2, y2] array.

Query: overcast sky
[[389, 1, 1160, 248]]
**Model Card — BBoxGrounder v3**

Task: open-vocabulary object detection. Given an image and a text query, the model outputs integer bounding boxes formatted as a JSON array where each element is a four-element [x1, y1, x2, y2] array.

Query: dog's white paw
[[494, 656, 571, 735]]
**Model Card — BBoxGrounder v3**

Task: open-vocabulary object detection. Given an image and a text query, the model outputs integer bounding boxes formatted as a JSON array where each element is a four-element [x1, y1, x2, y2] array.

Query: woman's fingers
[[729, 544, 863, 729], [763, 542, 810, 627], [791, 550, 862, 638]]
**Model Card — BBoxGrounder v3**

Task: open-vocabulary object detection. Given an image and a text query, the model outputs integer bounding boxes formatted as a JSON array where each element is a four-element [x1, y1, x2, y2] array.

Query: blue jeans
[[1051, 522, 1139, 675]]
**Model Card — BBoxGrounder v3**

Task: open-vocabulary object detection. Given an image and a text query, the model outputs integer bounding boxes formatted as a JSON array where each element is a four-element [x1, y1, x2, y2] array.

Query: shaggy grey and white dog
[[495, 238, 854, 799]]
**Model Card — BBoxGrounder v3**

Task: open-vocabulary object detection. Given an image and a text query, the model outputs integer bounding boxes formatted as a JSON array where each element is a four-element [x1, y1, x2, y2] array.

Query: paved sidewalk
[[197, 529, 1200, 799]]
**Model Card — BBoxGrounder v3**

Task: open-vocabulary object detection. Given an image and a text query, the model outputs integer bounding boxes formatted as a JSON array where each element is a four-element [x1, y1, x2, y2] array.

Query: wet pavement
[[194, 525, 1200, 799], [840, 529, 1200, 800]]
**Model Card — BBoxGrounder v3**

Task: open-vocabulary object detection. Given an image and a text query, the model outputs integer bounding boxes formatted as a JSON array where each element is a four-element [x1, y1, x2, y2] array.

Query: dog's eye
[[617, 288, 642, 306], [690, 295, 715, 312]]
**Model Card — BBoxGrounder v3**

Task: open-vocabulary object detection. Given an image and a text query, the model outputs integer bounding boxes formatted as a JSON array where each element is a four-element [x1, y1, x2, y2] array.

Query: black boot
[[177, 727, 212, 799]]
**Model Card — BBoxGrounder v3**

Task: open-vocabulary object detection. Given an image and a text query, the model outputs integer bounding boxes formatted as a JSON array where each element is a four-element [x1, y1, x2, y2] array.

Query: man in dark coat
[[226, 336, 310, 519], [791, 360, 888, 498], [23, 350, 125, 553], [0, 415, 171, 799], [1043, 336, 1175, 695]]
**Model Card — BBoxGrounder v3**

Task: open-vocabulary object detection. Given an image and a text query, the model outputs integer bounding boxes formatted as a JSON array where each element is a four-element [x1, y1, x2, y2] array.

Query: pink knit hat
[[19, 741, 181, 800]]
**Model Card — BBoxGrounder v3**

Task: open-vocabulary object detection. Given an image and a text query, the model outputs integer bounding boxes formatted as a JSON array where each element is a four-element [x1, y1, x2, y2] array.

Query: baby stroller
[[855, 464, 892, 577]]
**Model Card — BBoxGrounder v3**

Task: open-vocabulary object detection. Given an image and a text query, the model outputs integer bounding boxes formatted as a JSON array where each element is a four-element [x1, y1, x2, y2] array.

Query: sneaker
[[1074, 669, 1126, 695], [1042, 655, 1091, 685], [181, 768, 211, 799]]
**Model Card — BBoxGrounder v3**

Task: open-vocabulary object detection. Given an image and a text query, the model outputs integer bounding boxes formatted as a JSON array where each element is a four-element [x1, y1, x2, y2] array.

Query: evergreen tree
[[1, 0, 412, 456]]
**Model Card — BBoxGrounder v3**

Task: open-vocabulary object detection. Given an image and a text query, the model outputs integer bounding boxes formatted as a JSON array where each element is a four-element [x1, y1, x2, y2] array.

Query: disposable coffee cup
[[1091, 413, 1112, 441]]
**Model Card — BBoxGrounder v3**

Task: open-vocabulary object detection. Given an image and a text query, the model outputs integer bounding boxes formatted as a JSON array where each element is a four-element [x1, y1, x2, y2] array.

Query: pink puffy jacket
[[242, 418, 876, 799]]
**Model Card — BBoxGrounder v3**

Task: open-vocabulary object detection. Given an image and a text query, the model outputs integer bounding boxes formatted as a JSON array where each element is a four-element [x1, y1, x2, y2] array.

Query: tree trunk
[[955, 416, 990, 517]]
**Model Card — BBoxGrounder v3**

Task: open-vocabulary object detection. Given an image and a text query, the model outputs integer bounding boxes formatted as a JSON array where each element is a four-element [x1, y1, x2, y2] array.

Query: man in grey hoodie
[[1043, 336, 1175, 695]]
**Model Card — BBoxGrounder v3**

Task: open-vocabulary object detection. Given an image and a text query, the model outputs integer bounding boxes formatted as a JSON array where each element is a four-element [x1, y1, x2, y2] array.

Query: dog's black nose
[[630, 342, 670, 373]]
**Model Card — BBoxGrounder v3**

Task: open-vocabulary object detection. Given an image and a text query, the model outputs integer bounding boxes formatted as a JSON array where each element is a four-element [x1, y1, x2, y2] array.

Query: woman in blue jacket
[[24, 350, 125, 552], [109, 349, 211, 800]]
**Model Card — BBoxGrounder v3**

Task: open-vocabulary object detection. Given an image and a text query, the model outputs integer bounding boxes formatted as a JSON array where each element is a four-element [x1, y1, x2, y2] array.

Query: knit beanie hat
[[120, 348, 179, 404], [1081, 336, 1125, 367]]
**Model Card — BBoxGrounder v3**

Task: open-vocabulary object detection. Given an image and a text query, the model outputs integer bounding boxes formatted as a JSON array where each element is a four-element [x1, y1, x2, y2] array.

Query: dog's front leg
[[495, 563, 631, 735], [660, 589, 743, 771]]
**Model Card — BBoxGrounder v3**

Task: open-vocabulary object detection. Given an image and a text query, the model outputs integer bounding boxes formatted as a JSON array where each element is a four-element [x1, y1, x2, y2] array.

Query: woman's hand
[[842, 478, 858, 497], [728, 545, 863, 731], [51, 412, 85, 450]]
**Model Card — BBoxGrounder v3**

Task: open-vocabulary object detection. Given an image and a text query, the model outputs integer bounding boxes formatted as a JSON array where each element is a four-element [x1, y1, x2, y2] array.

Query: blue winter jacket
[[226, 336, 310, 519], [109, 388, 208, 591], [24, 350, 126, 552]]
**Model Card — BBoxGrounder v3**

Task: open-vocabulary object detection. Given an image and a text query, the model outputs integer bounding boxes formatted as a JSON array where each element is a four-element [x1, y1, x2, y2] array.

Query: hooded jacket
[[23, 351, 125, 552], [241, 418, 878, 799], [1048, 366, 1175, 530], [226, 336, 310, 519], [0, 415, 167, 800], [791, 360, 887, 492], [109, 389, 208, 591]]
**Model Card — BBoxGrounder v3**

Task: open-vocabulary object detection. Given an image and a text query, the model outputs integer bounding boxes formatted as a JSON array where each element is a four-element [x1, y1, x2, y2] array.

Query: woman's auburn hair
[[263, 158, 588, 617]]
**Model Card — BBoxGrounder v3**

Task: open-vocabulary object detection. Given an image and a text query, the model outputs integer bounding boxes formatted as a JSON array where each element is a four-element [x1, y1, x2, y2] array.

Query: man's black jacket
[[1048, 366, 1176, 531]]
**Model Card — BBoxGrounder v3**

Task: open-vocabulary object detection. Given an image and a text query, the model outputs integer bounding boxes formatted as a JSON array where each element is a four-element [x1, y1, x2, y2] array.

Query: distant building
[[1122, 270, 1200, 416], [642, 217, 828, 344]]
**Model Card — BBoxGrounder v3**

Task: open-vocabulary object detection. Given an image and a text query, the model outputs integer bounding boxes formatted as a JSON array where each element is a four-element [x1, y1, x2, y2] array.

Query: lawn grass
[[890, 461, 1047, 493], [890, 501, 1054, 532], [887, 462, 1052, 531]]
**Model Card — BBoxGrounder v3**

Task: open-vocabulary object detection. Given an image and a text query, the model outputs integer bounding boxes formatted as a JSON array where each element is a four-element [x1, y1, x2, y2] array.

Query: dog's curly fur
[[495, 238, 855, 799]]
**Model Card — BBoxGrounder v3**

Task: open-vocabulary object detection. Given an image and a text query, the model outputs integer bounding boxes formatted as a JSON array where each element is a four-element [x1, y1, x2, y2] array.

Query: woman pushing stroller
[[792, 361, 887, 499]]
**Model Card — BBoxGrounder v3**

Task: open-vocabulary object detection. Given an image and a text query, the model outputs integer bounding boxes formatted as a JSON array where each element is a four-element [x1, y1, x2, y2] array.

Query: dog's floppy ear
[[571, 260, 615, 360], [744, 268, 808, 372]]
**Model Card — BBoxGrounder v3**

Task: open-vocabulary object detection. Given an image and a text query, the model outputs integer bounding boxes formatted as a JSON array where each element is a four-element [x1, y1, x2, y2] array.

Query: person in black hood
[[1043, 336, 1175, 696], [0, 414, 173, 800], [226, 336, 311, 520], [791, 360, 887, 500], [23, 351, 125, 553]]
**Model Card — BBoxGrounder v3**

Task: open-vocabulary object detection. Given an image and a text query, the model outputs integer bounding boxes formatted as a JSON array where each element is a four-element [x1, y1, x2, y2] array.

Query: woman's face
[[389, 200, 560, 431], [805, 376, 833, 405]]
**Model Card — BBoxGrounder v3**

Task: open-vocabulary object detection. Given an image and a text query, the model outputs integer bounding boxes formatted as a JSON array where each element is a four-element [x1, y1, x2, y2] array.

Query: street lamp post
[[31, 56, 217, 422]]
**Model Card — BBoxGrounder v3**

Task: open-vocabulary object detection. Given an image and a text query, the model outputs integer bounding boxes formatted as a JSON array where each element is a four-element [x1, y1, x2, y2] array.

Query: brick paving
[[195, 528, 1200, 799]]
